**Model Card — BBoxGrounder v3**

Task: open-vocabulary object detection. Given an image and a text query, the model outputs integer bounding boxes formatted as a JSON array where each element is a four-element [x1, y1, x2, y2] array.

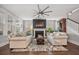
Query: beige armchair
[[9, 37, 27, 49], [47, 32, 68, 46], [9, 32, 32, 49], [53, 32, 68, 45]]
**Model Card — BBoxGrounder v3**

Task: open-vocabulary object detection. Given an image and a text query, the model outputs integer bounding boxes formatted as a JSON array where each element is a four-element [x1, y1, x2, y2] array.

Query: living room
[[0, 4, 79, 55]]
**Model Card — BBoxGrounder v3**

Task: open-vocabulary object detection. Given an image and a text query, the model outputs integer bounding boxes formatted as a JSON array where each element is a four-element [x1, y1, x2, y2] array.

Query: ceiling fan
[[33, 4, 53, 18]]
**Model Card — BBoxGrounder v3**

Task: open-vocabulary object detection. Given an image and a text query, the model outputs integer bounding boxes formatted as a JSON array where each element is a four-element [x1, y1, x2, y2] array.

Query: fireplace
[[33, 19, 46, 38], [35, 31, 44, 38]]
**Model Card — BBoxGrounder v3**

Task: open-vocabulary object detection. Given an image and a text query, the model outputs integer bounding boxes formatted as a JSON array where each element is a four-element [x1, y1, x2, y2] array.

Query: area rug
[[11, 39, 68, 52], [53, 46, 68, 51]]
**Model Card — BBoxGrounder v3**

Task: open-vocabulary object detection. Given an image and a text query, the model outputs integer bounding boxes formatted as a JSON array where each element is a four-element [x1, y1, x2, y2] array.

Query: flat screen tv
[[33, 19, 46, 28]]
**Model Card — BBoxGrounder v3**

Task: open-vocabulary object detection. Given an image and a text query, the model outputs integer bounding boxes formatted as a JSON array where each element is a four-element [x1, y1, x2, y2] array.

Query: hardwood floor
[[0, 42, 79, 55]]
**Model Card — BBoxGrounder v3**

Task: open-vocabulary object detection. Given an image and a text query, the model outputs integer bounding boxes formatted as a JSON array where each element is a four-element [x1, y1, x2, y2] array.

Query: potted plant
[[46, 27, 54, 35], [47, 27, 53, 32]]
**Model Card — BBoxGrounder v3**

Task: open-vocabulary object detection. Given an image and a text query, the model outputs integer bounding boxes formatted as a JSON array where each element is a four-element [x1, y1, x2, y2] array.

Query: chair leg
[[9, 48, 13, 52]]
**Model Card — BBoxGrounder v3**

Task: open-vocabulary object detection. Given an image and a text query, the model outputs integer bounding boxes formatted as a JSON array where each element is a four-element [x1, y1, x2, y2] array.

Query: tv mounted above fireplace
[[33, 19, 46, 28]]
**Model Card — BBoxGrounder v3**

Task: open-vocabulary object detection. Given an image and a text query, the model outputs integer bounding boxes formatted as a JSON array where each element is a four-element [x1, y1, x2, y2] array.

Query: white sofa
[[9, 35, 32, 49], [47, 32, 68, 45]]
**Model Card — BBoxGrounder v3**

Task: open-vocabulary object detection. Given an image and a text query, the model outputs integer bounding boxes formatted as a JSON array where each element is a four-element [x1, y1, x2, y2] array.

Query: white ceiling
[[1, 4, 79, 20]]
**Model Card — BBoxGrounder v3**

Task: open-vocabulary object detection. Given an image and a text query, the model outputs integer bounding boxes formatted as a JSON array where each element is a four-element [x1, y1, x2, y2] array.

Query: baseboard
[[0, 41, 9, 47], [68, 40, 79, 46]]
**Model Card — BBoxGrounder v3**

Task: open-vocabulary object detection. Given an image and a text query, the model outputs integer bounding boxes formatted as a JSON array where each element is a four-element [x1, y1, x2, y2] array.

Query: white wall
[[0, 6, 24, 35], [0, 14, 3, 32], [67, 8, 79, 45], [23, 20, 32, 32], [67, 19, 79, 45], [0, 5, 23, 46], [69, 10, 79, 23], [46, 20, 56, 30], [66, 7, 79, 45], [67, 20, 79, 32], [23, 20, 56, 32]]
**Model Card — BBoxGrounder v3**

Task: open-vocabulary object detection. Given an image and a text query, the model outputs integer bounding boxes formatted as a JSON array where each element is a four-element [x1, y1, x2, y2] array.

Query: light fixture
[[68, 12, 72, 15], [72, 8, 79, 13], [68, 8, 79, 15]]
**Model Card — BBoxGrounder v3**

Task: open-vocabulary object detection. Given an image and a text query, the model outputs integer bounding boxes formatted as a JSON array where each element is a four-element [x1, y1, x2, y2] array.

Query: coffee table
[[37, 36, 44, 45]]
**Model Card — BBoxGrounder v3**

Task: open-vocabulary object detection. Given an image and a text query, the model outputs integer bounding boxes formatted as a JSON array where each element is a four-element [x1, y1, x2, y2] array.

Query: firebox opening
[[35, 31, 44, 38]]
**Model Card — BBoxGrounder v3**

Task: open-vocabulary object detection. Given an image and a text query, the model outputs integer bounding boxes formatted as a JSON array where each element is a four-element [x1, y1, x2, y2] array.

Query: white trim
[[0, 41, 9, 47], [67, 26, 79, 35], [67, 22, 79, 35], [68, 40, 79, 46], [67, 26, 79, 46]]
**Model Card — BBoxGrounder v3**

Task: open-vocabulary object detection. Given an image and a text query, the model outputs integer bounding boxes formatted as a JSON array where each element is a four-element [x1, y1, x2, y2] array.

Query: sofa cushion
[[9, 37, 26, 41], [54, 36, 68, 39], [52, 32, 68, 39]]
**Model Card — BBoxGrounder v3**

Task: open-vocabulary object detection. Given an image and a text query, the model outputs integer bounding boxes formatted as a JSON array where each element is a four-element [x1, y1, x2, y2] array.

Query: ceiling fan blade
[[33, 13, 39, 16], [33, 14, 38, 17], [43, 14, 49, 16], [37, 4, 41, 12], [44, 11, 52, 13], [42, 6, 49, 12]]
